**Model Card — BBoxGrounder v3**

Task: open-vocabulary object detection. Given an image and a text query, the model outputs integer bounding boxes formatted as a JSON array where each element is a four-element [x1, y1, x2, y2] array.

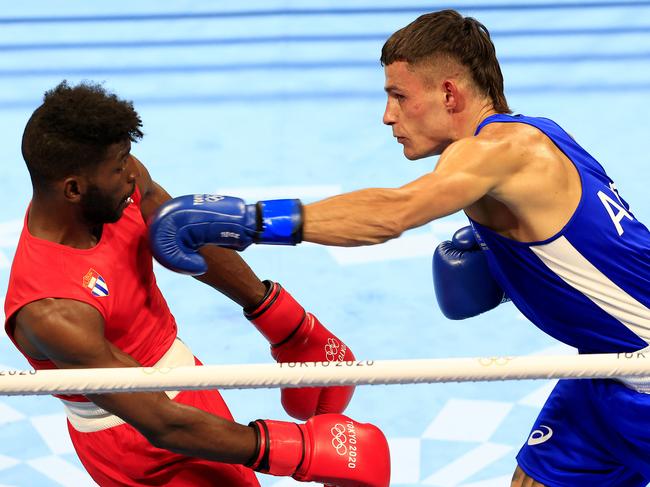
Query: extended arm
[[303, 136, 520, 245], [146, 136, 522, 255]]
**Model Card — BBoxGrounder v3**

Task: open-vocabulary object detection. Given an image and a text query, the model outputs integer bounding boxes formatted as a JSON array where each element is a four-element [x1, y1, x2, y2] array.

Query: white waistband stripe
[[62, 338, 195, 433]]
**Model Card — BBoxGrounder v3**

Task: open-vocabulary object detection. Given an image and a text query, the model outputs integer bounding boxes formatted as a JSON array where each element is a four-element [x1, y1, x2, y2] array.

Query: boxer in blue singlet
[[146, 10, 650, 487]]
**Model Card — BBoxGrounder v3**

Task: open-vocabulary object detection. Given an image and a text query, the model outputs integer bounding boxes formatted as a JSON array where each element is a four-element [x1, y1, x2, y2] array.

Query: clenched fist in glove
[[246, 281, 355, 420], [433, 226, 508, 319], [148, 195, 302, 275], [248, 414, 390, 487]]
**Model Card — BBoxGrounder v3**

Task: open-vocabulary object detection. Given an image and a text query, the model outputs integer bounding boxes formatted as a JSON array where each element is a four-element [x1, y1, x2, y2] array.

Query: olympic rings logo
[[142, 367, 174, 376], [477, 356, 513, 366], [330, 423, 348, 455], [324, 338, 341, 362]]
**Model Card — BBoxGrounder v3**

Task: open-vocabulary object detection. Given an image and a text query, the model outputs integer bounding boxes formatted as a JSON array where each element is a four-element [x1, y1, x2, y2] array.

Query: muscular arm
[[303, 136, 523, 246], [132, 156, 265, 307], [13, 299, 256, 463]]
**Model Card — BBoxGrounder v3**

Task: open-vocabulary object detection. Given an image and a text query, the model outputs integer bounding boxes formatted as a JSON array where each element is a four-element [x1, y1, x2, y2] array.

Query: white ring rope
[[0, 352, 649, 396]]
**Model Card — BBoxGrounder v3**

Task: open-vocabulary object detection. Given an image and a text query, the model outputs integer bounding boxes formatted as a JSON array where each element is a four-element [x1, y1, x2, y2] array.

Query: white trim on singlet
[[531, 236, 650, 339], [531, 236, 650, 392], [61, 338, 195, 432]]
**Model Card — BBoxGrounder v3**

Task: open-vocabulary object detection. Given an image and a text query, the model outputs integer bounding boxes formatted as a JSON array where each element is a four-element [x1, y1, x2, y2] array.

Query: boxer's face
[[383, 61, 455, 159], [80, 140, 136, 225]]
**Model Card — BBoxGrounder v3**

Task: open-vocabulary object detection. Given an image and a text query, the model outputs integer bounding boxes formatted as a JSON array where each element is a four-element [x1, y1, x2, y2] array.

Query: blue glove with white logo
[[148, 194, 302, 275], [433, 226, 508, 319]]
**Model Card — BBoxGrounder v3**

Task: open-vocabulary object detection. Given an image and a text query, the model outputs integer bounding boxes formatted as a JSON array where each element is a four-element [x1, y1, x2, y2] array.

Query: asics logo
[[324, 338, 341, 362], [330, 423, 348, 455], [527, 425, 553, 446]]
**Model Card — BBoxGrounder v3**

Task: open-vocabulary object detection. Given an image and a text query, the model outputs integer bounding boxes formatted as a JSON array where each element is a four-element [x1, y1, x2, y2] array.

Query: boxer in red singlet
[[3, 82, 390, 487]]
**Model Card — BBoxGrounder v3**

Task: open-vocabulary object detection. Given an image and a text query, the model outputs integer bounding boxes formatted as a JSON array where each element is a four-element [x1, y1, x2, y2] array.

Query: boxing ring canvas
[[1, 1, 649, 485]]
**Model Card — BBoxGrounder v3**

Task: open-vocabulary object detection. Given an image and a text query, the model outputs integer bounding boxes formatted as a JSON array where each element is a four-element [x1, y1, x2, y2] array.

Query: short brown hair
[[381, 9, 511, 114]]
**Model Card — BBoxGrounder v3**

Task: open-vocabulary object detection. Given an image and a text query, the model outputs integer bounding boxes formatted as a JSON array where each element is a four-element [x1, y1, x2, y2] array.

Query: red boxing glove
[[247, 414, 390, 487], [245, 281, 355, 420]]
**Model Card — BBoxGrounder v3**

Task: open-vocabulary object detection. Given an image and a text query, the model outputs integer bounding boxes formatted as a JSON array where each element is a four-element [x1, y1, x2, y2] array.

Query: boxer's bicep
[[15, 299, 173, 437], [16, 299, 117, 367], [397, 168, 493, 227], [396, 138, 520, 228]]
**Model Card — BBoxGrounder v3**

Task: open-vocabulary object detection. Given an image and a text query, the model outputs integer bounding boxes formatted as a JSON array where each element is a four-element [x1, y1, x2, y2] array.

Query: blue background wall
[[1, 1, 649, 485]]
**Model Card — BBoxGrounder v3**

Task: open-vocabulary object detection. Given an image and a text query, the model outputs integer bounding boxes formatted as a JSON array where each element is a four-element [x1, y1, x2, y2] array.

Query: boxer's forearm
[[303, 188, 411, 246], [89, 388, 257, 465], [144, 401, 258, 464], [193, 247, 266, 308]]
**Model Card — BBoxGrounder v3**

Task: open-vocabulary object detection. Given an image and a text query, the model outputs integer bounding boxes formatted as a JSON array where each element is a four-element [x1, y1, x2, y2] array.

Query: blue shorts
[[517, 379, 650, 486]]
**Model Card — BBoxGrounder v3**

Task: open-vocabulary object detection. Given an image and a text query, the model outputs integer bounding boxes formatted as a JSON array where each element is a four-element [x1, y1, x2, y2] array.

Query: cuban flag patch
[[82, 268, 109, 297]]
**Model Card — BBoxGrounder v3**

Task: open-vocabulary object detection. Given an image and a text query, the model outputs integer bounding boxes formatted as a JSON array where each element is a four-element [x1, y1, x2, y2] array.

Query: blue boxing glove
[[148, 194, 303, 275], [433, 226, 508, 320]]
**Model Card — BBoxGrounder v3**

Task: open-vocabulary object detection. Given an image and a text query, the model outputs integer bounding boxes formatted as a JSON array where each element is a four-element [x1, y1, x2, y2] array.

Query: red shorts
[[67, 388, 260, 487]]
